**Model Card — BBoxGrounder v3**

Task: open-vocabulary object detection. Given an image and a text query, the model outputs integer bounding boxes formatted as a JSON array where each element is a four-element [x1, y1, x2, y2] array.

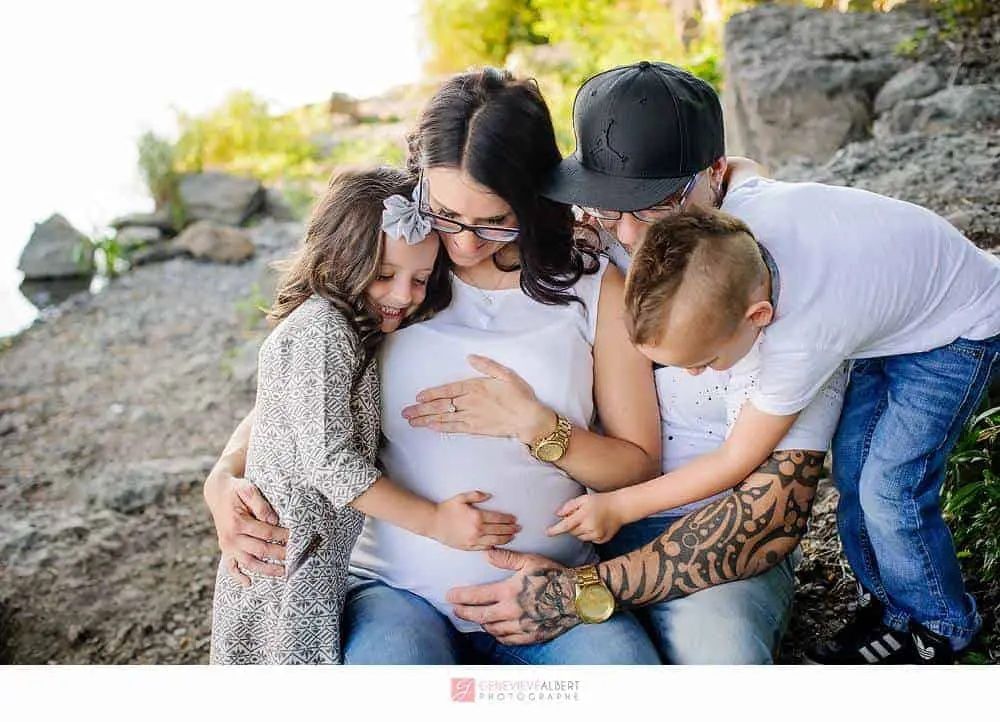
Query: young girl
[[210, 167, 521, 664]]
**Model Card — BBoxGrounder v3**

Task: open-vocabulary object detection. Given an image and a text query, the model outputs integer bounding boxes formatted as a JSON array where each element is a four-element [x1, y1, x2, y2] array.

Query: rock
[[116, 226, 163, 249], [87, 456, 217, 514], [724, 5, 933, 166], [18, 277, 92, 309], [262, 188, 298, 222], [178, 172, 265, 227], [17, 214, 94, 280], [791, 130, 1000, 251], [66, 624, 87, 646], [109, 210, 175, 233], [129, 240, 187, 267], [873, 63, 943, 116], [248, 218, 303, 252], [874, 84, 1000, 138], [173, 221, 255, 264]]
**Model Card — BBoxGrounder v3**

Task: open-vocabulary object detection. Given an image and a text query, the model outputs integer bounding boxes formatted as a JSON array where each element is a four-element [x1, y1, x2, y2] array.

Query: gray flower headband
[[381, 187, 433, 246]]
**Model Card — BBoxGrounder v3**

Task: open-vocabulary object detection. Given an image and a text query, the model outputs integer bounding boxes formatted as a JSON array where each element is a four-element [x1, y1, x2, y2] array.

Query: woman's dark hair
[[269, 166, 451, 379], [407, 67, 598, 306]]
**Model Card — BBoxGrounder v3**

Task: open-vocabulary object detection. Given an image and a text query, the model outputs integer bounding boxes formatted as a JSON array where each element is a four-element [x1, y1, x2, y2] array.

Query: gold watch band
[[529, 414, 572, 462]]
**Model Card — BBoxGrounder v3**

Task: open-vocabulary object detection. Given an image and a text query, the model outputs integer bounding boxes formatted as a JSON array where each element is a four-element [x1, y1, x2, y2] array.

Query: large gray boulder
[[874, 84, 1000, 137], [776, 130, 1000, 253], [18, 214, 94, 280], [724, 6, 933, 166], [177, 172, 265, 227]]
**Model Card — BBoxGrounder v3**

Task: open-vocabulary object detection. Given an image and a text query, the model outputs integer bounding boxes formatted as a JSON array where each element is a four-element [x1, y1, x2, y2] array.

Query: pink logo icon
[[451, 678, 476, 703]]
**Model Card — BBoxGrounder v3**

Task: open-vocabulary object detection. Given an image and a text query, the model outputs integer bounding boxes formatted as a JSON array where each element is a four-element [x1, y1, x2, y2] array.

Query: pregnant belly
[[348, 435, 596, 631]]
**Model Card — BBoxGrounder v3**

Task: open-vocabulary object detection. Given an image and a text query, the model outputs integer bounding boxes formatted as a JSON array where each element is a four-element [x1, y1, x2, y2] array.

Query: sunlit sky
[[0, 0, 423, 336]]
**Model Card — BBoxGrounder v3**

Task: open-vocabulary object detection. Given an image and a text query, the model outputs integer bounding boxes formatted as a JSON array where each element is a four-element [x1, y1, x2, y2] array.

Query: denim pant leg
[[832, 358, 893, 603], [855, 336, 999, 648], [599, 516, 798, 664], [465, 612, 660, 665], [342, 574, 466, 664]]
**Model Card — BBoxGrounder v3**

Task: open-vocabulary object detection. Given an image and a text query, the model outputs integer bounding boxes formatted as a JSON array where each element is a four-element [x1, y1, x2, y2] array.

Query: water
[[1, 0, 421, 338]]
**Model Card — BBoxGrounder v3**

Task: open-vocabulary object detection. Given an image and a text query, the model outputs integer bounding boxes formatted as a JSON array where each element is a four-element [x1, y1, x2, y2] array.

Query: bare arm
[[447, 449, 824, 644], [204, 406, 517, 559], [554, 264, 661, 490], [611, 405, 798, 523]]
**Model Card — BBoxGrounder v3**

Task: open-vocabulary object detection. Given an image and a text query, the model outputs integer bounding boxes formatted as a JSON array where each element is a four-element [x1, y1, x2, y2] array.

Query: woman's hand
[[203, 467, 289, 586], [546, 492, 627, 544], [430, 490, 521, 551], [402, 355, 555, 444]]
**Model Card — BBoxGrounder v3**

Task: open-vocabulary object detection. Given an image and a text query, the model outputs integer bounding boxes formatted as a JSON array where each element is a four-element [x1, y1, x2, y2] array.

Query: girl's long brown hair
[[268, 167, 452, 377]]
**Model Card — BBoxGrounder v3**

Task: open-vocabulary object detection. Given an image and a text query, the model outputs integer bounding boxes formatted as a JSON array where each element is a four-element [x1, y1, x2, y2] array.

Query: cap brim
[[542, 156, 691, 212]]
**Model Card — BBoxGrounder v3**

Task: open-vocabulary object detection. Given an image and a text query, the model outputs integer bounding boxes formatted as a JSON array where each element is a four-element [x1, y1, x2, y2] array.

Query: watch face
[[577, 585, 615, 623], [536, 441, 564, 462]]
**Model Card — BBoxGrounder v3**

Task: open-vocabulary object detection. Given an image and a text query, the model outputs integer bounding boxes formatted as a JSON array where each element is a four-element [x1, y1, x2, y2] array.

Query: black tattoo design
[[600, 450, 825, 609], [514, 568, 580, 642]]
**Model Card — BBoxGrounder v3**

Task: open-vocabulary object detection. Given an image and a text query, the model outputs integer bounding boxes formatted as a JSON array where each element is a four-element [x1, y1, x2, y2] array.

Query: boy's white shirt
[[722, 177, 1000, 416], [603, 217, 845, 518]]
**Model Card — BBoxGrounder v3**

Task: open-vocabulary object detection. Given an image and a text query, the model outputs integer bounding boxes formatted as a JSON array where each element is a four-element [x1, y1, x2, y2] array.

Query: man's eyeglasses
[[581, 173, 700, 225], [416, 173, 521, 243]]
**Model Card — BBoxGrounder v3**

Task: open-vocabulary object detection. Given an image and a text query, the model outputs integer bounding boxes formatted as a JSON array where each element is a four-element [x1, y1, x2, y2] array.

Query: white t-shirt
[[722, 177, 1000, 416], [604, 229, 844, 518], [350, 259, 609, 631]]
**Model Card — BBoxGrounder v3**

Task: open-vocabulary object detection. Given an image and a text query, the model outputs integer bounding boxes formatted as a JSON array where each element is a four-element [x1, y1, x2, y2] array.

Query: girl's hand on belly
[[402, 354, 555, 444], [430, 490, 522, 551]]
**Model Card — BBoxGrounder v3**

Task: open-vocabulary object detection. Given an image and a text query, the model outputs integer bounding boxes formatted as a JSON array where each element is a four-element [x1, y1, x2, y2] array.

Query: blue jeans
[[342, 574, 660, 665], [598, 515, 799, 664], [832, 335, 1000, 650]]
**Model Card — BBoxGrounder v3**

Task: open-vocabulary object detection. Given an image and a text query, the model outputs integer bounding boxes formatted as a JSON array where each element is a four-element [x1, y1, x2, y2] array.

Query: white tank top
[[350, 256, 609, 631]]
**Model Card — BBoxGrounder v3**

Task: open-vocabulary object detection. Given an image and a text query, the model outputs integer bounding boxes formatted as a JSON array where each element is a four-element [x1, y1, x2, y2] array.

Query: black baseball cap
[[542, 61, 724, 212]]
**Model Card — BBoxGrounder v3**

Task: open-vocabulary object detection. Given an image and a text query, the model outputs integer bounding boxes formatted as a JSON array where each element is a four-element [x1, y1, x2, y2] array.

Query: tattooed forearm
[[599, 450, 824, 610]]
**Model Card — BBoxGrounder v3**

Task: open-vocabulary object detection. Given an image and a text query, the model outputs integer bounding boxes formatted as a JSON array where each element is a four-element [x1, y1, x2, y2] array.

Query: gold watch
[[572, 565, 615, 624], [529, 414, 572, 463]]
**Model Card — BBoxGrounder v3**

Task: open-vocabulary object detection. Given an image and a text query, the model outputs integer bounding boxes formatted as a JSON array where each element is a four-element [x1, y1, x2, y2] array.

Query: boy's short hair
[[624, 208, 767, 346]]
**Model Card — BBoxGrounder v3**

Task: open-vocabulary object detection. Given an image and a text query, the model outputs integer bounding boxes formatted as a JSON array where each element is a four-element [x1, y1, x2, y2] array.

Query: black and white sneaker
[[803, 592, 913, 664], [908, 621, 955, 665]]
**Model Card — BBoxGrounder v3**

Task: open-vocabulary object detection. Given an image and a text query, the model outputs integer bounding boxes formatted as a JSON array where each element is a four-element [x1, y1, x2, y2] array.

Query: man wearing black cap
[[445, 61, 814, 664], [448, 60, 992, 666]]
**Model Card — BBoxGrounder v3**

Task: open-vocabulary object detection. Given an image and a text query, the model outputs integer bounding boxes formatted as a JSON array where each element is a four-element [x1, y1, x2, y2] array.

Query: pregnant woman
[[204, 68, 662, 664]]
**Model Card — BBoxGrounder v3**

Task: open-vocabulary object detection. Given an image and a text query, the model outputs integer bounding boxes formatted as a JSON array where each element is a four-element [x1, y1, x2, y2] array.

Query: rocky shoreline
[[2, 5, 998, 664]]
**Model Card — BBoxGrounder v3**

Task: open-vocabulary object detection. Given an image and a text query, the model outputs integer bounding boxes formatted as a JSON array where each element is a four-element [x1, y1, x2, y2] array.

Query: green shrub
[[137, 132, 185, 228], [945, 399, 1000, 585]]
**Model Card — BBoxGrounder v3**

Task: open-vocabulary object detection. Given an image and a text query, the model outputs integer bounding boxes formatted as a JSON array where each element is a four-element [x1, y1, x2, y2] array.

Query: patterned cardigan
[[210, 296, 381, 664]]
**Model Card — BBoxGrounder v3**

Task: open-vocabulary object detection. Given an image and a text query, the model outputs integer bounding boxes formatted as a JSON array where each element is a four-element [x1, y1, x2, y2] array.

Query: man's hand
[[547, 492, 626, 544], [446, 549, 581, 645], [204, 468, 289, 586]]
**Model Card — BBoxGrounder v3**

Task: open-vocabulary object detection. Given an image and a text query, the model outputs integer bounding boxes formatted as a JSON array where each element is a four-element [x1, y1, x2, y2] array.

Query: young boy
[[549, 196, 1000, 663]]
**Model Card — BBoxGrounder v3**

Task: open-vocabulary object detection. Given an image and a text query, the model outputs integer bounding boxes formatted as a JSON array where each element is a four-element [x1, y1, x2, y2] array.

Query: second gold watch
[[528, 414, 572, 462]]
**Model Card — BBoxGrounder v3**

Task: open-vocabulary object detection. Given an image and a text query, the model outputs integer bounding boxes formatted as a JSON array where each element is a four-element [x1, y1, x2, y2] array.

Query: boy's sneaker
[[908, 621, 955, 665], [803, 592, 913, 664]]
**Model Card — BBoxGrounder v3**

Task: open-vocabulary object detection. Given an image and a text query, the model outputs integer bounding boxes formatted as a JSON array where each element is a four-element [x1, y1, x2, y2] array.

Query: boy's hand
[[546, 492, 626, 544], [431, 491, 521, 551]]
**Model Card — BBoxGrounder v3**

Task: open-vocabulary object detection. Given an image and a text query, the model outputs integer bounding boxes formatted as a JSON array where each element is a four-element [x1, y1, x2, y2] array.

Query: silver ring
[[447, 399, 458, 414]]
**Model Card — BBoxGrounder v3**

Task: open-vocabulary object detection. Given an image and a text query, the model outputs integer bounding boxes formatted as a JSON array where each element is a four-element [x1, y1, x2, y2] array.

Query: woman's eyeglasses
[[416, 173, 521, 243], [582, 173, 700, 224]]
